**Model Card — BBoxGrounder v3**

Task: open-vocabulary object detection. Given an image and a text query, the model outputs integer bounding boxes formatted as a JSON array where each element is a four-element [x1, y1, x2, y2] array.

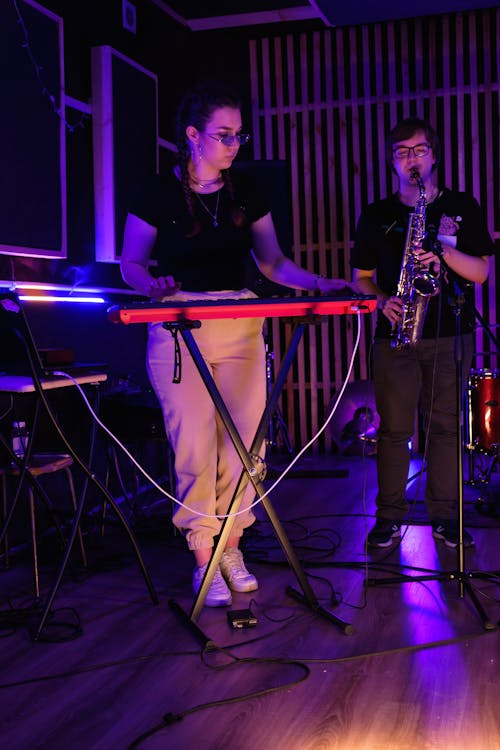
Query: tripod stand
[[367, 270, 500, 631]]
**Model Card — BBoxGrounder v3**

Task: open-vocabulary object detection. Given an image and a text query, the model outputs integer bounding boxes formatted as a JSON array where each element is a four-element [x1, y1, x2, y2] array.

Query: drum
[[467, 369, 500, 453]]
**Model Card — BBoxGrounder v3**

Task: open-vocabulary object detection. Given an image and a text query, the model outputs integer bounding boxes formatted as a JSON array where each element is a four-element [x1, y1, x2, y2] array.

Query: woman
[[121, 81, 351, 606]]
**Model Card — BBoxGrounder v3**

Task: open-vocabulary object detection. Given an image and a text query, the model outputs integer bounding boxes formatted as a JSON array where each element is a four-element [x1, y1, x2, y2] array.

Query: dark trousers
[[373, 334, 473, 521]]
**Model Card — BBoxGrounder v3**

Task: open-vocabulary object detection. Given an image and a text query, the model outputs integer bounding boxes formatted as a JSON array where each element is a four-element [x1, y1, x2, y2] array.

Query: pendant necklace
[[190, 174, 222, 189], [196, 190, 221, 228]]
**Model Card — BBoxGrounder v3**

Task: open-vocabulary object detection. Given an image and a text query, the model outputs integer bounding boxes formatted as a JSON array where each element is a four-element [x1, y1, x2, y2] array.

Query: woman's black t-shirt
[[129, 170, 270, 292]]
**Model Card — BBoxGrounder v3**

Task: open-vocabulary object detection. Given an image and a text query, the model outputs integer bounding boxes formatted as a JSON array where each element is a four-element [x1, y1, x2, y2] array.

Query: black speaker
[[233, 159, 293, 298], [101, 389, 165, 443]]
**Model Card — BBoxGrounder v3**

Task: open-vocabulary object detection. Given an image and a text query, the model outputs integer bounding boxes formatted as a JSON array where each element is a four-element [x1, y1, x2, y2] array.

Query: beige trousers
[[146, 299, 266, 550]]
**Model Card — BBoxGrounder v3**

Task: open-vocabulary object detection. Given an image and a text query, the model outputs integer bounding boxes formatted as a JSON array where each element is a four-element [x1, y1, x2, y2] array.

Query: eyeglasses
[[206, 133, 251, 146], [393, 142, 431, 160]]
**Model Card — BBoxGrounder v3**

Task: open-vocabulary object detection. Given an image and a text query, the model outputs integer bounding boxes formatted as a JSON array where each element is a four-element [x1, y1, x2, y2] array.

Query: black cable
[[124, 621, 497, 750], [0, 603, 82, 641], [1, 600, 494, 693], [126, 649, 311, 750], [0, 648, 202, 690], [232, 498, 497, 613]]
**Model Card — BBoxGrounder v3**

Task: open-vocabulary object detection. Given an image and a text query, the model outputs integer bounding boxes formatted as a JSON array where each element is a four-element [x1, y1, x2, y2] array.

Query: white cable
[[53, 310, 362, 520]]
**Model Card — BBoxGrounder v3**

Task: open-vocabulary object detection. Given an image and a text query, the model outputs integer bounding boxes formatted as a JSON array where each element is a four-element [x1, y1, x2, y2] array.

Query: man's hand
[[381, 295, 403, 324], [414, 243, 441, 273]]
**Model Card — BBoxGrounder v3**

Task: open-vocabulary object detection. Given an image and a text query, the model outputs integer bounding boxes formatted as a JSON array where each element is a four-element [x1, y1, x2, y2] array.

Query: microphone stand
[[367, 239, 500, 631]]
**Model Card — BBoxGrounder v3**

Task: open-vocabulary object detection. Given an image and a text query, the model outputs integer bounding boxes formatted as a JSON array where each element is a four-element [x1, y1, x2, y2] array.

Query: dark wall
[[0, 0, 264, 289], [0, 1, 187, 287], [0, 0, 306, 290], [0, 1, 297, 389]]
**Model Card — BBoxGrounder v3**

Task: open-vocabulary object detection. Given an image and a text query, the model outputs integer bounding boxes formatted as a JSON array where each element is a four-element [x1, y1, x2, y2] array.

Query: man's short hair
[[386, 117, 441, 172]]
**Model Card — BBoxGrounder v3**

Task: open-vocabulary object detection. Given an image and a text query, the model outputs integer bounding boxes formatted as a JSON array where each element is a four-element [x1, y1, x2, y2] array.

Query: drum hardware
[[473, 444, 500, 517]]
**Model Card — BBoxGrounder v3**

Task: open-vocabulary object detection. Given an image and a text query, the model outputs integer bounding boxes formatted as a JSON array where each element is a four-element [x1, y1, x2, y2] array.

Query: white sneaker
[[192, 564, 232, 607], [220, 548, 258, 593]]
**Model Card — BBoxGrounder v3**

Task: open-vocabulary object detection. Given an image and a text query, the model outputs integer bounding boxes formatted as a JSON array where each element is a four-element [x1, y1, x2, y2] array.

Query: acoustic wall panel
[[250, 8, 500, 451], [91, 46, 158, 262], [0, 0, 66, 259]]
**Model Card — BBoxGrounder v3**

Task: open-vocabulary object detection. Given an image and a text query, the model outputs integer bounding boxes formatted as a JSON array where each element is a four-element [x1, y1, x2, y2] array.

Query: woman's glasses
[[207, 133, 251, 146]]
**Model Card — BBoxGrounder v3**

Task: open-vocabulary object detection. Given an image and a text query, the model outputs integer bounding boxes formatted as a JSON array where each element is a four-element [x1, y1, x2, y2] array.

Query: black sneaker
[[367, 519, 402, 548], [432, 521, 475, 549]]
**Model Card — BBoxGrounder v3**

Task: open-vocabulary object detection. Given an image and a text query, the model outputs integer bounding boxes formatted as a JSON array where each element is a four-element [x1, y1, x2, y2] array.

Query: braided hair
[[176, 82, 248, 236]]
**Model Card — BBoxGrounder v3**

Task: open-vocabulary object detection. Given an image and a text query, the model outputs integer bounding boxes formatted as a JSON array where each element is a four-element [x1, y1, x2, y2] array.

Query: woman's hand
[[316, 276, 355, 294], [149, 275, 181, 299]]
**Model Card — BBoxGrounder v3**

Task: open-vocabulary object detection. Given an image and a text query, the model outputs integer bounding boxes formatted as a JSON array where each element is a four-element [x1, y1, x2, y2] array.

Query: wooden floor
[[1, 453, 500, 750]]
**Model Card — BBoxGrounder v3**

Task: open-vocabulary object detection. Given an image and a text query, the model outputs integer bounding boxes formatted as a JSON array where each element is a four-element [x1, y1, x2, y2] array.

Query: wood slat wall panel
[[250, 9, 499, 453]]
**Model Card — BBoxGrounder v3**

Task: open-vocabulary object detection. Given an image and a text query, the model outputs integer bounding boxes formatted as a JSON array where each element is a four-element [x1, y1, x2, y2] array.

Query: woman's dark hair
[[385, 117, 441, 172], [176, 82, 241, 154], [176, 82, 246, 235]]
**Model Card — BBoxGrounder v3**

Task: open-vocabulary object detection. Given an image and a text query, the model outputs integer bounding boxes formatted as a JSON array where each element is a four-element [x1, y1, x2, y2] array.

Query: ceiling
[[153, 0, 499, 30]]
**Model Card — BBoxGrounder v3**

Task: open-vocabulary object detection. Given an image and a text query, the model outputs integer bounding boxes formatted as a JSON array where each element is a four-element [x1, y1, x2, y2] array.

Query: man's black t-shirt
[[351, 189, 495, 338]]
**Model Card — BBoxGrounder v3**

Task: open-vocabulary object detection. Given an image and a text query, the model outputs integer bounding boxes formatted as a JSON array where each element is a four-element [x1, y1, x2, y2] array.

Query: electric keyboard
[[108, 294, 377, 325]]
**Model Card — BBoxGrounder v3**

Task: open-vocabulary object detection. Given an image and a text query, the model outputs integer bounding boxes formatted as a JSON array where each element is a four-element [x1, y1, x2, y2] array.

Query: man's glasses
[[207, 133, 251, 146], [393, 142, 431, 160]]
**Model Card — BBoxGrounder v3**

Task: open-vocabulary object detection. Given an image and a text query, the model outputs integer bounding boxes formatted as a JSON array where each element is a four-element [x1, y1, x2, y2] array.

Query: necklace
[[189, 173, 222, 188], [196, 190, 221, 227]]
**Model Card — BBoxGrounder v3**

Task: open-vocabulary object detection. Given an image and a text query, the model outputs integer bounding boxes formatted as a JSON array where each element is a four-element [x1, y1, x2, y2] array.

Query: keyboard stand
[[167, 318, 354, 635]]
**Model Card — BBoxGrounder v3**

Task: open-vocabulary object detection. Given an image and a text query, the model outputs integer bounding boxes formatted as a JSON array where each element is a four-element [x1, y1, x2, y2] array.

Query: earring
[[190, 145, 202, 163]]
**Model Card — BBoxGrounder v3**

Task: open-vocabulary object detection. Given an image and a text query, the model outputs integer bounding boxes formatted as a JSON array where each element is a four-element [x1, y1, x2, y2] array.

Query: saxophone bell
[[413, 272, 439, 297]]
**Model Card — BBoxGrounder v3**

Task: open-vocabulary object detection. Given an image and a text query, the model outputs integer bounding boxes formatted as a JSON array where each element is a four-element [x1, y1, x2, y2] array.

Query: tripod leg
[[460, 576, 497, 630], [286, 587, 355, 634]]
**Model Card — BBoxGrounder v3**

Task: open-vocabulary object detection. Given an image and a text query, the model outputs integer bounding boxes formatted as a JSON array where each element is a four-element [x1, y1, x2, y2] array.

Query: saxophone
[[390, 169, 440, 350]]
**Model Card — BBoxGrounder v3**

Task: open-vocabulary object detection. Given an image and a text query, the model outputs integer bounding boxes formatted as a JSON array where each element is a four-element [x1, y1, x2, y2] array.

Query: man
[[351, 117, 494, 548]]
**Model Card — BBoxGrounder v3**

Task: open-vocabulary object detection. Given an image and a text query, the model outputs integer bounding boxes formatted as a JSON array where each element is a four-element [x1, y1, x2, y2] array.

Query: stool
[[0, 453, 87, 600]]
